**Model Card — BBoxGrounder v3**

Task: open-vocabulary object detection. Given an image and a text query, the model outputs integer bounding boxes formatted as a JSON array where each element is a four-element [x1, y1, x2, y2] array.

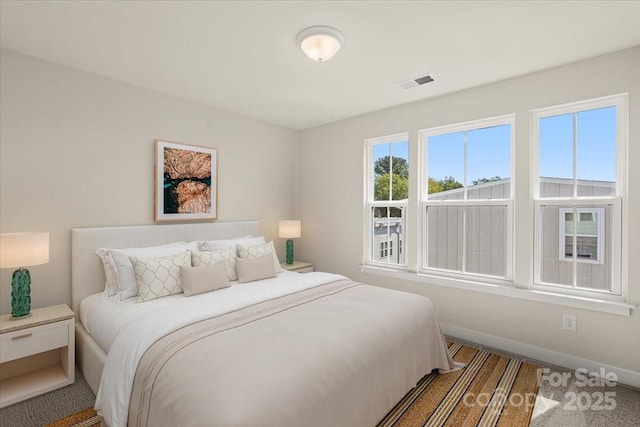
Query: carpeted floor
[[531, 364, 640, 427], [0, 367, 95, 427]]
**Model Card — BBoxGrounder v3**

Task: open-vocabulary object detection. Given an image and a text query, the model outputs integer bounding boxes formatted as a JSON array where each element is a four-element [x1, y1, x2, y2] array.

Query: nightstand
[[280, 261, 314, 273], [0, 304, 75, 408]]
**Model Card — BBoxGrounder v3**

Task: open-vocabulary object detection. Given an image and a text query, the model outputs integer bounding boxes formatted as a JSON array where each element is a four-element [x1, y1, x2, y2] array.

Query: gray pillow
[[236, 254, 277, 283], [180, 262, 230, 297]]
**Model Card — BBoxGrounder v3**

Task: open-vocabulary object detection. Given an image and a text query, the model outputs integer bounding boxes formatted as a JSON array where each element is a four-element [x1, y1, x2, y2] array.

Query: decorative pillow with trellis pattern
[[191, 247, 238, 281], [236, 241, 282, 273], [132, 252, 190, 302]]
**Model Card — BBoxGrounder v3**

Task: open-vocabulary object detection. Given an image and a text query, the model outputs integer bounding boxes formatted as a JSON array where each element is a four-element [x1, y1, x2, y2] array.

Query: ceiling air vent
[[396, 74, 434, 90]]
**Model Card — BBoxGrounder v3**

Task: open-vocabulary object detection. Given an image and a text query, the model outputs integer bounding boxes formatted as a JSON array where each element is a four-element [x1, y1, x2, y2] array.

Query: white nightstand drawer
[[296, 266, 314, 273], [0, 322, 69, 363]]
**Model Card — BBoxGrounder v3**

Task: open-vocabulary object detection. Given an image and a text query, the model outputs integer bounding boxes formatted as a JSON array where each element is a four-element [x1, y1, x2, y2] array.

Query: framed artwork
[[155, 140, 218, 222]]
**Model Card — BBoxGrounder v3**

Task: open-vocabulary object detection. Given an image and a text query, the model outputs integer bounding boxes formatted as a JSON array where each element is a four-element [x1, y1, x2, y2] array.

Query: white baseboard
[[441, 323, 640, 389]]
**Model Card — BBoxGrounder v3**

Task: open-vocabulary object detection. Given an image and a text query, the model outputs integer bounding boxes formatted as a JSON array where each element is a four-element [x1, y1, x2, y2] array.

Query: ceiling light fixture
[[297, 26, 344, 62]]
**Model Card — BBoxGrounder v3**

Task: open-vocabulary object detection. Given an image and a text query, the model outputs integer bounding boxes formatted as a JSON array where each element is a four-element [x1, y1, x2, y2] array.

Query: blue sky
[[427, 125, 511, 185], [539, 106, 616, 182], [373, 105, 616, 185]]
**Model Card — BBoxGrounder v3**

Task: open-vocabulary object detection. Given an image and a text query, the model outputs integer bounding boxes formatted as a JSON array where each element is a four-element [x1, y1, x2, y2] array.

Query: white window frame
[[418, 114, 515, 284], [532, 94, 627, 299], [364, 133, 409, 269], [558, 207, 605, 264]]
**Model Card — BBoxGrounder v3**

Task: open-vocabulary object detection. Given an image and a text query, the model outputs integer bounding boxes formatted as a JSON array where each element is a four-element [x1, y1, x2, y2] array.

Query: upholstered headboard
[[71, 220, 260, 314]]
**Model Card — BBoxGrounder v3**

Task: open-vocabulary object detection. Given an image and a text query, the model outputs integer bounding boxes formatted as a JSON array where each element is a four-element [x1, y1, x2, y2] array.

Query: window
[[420, 115, 514, 281], [365, 134, 408, 267], [533, 94, 626, 296], [361, 94, 629, 313], [558, 208, 604, 263], [380, 240, 393, 259]]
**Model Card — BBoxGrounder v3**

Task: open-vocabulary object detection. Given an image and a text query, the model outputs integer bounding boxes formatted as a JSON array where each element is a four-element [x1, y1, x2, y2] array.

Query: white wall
[[0, 49, 298, 314], [296, 47, 640, 376]]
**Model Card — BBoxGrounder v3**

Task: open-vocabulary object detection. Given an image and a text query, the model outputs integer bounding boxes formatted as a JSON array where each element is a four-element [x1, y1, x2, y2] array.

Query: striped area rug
[[378, 341, 540, 427], [44, 407, 101, 427]]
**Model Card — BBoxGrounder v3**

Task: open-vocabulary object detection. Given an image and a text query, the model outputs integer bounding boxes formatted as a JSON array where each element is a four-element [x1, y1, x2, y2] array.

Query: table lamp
[[0, 232, 49, 319], [278, 220, 301, 265]]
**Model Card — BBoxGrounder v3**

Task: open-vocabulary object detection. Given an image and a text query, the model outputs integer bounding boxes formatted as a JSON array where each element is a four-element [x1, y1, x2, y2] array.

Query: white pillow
[[191, 248, 238, 281], [236, 254, 277, 283], [199, 235, 265, 253], [181, 263, 230, 297], [132, 252, 190, 302], [100, 241, 198, 301], [95, 248, 120, 296], [236, 241, 282, 273]]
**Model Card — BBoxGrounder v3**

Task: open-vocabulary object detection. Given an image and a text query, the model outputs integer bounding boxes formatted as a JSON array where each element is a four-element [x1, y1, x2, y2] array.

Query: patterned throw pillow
[[132, 252, 190, 302], [191, 247, 238, 281], [236, 241, 282, 273], [96, 241, 198, 300]]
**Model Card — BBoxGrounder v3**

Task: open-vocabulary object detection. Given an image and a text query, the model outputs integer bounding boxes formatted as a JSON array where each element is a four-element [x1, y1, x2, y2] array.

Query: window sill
[[360, 265, 634, 316]]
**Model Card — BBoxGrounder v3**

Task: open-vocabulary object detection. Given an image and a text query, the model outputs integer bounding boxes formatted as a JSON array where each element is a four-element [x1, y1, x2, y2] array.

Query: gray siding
[[427, 181, 509, 277], [424, 178, 613, 288], [539, 180, 613, 290], [540, 204, 612, 291], [427, 206, 462, 271]]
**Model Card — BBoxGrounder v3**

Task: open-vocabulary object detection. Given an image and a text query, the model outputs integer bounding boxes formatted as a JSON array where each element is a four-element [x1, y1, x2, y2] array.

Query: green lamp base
[[285, 239, 294, 265], [11, 268, 32, 319], [10, 313, 32, 320]]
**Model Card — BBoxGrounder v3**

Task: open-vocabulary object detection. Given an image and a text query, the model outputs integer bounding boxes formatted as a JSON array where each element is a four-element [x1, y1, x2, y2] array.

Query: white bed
[[72, 221, 263, 394], [72, 221, 456, 427]]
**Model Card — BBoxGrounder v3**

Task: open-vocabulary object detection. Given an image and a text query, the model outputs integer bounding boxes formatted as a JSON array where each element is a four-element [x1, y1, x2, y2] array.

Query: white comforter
[[95, 271, 348, 427]]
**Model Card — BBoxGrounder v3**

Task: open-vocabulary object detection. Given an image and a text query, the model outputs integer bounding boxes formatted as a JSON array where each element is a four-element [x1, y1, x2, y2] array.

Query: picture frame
[[154, 139, 218, 222]]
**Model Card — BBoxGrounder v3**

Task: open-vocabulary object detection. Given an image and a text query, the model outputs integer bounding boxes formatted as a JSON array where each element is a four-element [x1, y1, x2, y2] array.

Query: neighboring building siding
[[538, 179, 613, 291], [373, 218, 403, 264], [427, 181, 509, 276], [424, 177, 613, 288], [427, 206, 463, 271]]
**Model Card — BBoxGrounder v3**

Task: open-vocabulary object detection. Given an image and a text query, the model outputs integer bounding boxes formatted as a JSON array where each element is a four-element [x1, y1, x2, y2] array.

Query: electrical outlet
[[562, 314, 577, 332]]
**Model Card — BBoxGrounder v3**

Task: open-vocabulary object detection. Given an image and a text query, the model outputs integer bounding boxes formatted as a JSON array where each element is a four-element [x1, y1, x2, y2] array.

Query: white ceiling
[[1, 1, 639, 130]]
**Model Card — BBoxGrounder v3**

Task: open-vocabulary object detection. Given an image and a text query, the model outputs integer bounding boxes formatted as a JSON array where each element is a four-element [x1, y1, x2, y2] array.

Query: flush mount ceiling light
[[296, 26, 344, 62]]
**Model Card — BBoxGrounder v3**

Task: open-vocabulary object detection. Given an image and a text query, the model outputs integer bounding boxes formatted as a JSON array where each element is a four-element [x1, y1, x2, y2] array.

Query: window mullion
[[386, 208, 390, 265], [463, 131, 468, 200], [462, 206, 467, 273], [424, 199, 510, 207], [572, 206, 577, 288], [388, 144, 393, 202], [573, 112, 578, 198]]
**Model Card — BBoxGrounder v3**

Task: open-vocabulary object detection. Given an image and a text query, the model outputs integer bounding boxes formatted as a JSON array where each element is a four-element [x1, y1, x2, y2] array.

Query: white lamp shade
[[279, 221, 301, 239], [0, 232, 49, 269], [297, 26, 344, 62]]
